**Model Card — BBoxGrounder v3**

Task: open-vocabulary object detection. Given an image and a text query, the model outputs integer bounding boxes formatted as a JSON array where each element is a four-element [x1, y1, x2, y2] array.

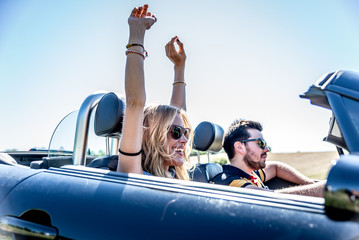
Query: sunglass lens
[[258, 139, 267, 149], [184, 129, 190, 139], [172, 126, 182, 140]]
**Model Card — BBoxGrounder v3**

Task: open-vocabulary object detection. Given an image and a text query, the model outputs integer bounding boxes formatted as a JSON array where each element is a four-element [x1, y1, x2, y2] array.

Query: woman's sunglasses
[[170, 125, 190, 140], [241, 138, 269, 150]]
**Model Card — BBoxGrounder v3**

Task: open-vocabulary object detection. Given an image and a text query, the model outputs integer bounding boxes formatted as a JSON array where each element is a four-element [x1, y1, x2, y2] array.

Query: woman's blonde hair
[[142, 104, 192, 180]]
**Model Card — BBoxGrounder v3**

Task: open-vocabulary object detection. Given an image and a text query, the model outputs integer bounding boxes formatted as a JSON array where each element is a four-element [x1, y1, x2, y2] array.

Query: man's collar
[[222, 164, 252, 178]]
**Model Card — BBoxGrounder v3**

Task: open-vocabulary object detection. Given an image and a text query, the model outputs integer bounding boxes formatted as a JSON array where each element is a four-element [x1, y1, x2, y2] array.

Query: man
[[212, 120, 325, 197]]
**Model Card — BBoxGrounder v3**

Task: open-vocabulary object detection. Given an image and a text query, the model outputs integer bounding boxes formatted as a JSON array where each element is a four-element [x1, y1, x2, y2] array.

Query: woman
[[117, 4, 192, 180]]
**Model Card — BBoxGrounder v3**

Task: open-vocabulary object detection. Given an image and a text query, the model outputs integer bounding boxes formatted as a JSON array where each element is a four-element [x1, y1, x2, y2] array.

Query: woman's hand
[[168, 36, 187, 110], [165, 36, 186, 68], [128, 4, 157, 34]]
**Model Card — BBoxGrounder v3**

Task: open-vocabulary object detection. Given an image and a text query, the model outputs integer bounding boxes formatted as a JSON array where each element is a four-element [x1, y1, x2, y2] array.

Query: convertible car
[[0, 70, 359, 239]]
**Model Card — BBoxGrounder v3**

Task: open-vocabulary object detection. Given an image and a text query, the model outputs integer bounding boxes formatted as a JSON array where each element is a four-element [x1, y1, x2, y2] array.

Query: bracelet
[[172, 81, 187, 86], [125, 50, 146, 60], [126, 43, 144, 49], [126, 43, 148, 58], [119, 148, 143, 156]]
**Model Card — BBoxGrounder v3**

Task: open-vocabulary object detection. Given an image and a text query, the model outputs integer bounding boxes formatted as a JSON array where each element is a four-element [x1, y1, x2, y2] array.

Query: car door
[[1, 165, 359, 239]]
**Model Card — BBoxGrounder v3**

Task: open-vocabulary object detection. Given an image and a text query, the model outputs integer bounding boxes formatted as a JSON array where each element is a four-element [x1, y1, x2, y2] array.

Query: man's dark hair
[[222, 120, 263, 160]]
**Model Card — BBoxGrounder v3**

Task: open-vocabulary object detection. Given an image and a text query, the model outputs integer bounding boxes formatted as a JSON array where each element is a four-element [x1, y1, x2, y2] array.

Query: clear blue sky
[[1, 0, 359, 153]]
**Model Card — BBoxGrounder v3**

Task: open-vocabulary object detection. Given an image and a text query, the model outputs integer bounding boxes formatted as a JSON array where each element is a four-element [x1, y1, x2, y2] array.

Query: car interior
[[5, 70, 359, 189], [0, 91, 293, 190], [19, 92, 225, 181], [2, 71, 359, 240]]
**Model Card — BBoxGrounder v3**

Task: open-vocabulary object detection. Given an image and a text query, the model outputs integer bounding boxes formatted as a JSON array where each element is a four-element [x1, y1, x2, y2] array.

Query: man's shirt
[[212, 164, 267, 188]]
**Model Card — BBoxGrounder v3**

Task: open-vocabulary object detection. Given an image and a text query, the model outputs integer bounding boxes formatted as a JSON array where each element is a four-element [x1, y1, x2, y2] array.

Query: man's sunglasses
[[170, 125, 190, 140], [241, 138, 269, 150]]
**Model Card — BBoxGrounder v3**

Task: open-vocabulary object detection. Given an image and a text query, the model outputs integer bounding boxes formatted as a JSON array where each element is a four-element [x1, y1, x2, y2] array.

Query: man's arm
[[264, 161, 315, 185], [243, 180, 325, 197], [275, 181, 326, 197], [263, 161, 325, 197]]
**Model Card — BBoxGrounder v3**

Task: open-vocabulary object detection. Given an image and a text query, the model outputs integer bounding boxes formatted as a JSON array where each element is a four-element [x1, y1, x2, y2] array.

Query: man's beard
[[243, 148, 266, 170]]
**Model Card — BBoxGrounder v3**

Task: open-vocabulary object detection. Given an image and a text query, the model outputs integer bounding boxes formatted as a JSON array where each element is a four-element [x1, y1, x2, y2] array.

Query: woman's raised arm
[[117, 5, 156, 174], [166, 36, 187, 111]]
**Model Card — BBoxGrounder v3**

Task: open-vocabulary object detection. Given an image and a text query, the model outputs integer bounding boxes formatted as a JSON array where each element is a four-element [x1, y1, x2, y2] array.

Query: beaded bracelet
[[126, 43, 148, 58], [172, 81, 187, 86], [125, 49, 146, 60]]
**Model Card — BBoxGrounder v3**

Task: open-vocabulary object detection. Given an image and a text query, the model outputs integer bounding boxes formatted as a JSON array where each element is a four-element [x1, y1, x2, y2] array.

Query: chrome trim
[[0, 216, 57, 239], [316, 70, 339, 89], [110, 137, 120, 155], [105, 136, 110, 155], [73, 92, 107, 165]]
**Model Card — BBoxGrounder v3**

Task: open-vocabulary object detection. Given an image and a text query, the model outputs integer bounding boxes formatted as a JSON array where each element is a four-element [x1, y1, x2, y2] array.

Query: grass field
[[192, 151, 339, 180]]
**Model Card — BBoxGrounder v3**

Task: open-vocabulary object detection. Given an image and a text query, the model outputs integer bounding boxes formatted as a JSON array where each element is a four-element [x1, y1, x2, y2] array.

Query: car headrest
[[193, 121, 224, 152], [94, 92, 125, 137]]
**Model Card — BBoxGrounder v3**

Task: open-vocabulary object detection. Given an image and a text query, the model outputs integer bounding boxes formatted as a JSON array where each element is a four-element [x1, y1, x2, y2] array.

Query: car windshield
[[48, 109, 107, 158]]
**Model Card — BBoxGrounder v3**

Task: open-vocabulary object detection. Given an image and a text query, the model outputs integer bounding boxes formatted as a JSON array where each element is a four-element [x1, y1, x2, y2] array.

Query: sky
[[1, 0, 359, 153]]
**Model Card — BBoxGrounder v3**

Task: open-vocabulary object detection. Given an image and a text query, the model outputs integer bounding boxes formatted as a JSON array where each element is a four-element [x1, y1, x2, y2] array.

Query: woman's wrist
[[128, 29, 145, 45], [174, 64, 185, 72], [173, 81, 186, 86], [128, 37, 144, 46], [173, 75, 185, 84]]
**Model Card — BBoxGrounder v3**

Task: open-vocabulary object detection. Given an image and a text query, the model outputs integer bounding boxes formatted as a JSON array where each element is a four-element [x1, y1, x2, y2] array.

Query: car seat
[[86, 92, 125, 170], [189, 121, 225, 183]]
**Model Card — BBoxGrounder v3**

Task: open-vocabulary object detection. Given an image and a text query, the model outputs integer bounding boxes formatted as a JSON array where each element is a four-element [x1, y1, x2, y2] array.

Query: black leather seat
[[189, 121, 225, 183], [189, 162, 223, 183], [87, 155, 118, 170], [86, 92, 125, 170]]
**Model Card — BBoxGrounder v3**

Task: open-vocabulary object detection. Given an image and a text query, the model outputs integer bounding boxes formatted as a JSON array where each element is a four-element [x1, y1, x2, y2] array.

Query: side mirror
[[325, 154, 359, 222]]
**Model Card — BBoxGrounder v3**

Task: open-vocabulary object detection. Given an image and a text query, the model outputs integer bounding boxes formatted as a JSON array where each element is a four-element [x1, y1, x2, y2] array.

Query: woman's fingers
[[131, 5, 152, 19], [141, 4, 148, 17], [130, 7, 138, 17], [129, 5, 157, 30], [177, 39, 184, 53], [165, 36, 186, 65]]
